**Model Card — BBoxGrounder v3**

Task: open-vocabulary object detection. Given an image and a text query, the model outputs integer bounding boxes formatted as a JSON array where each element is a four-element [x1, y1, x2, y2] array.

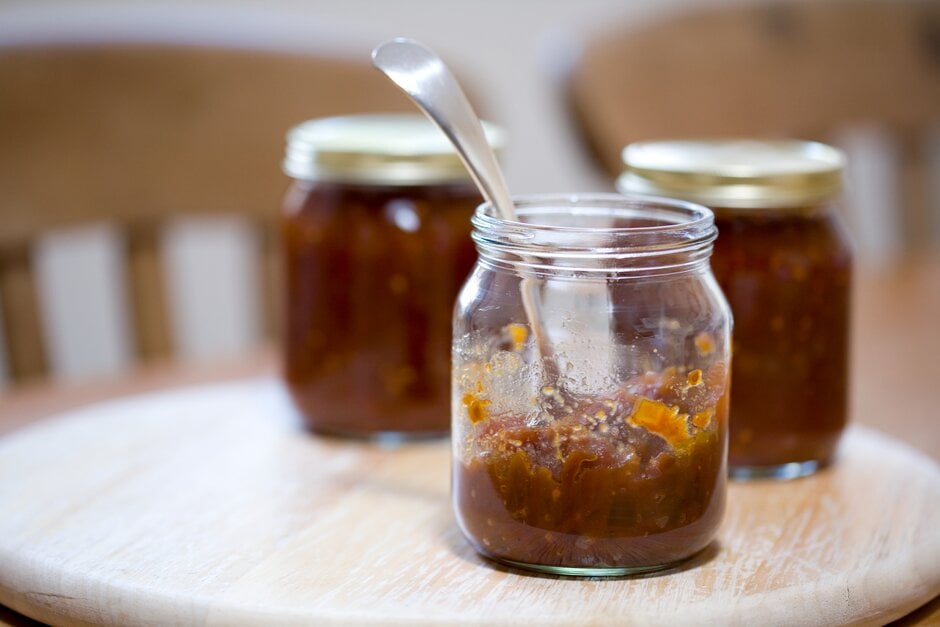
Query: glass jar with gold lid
[[618, 140, 852, 479], [281, 113, 504, 437]]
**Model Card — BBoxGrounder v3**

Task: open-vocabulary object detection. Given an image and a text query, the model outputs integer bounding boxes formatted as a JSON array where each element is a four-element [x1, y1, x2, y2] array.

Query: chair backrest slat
[[0, 305, 7, 388], [259, 219, 282, 346], [127, 222, 172, 362], [0, 247, 47, 381]]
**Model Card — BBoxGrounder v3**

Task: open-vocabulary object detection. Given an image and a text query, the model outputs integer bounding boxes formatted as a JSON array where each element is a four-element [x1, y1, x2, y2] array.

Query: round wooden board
[[0, 378, 937, 626]]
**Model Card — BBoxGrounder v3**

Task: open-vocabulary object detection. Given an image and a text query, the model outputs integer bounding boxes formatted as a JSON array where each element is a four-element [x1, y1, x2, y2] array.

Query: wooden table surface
[[0, 256, 938, 625], [0, 380, 936, 626]]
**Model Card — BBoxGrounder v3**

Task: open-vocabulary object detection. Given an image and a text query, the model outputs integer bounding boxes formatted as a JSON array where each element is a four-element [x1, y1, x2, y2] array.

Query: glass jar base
[[730, 458, 829, 481], [489, 555, 693, 578]]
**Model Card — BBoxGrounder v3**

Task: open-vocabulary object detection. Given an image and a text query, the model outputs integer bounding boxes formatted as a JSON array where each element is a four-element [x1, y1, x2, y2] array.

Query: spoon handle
[[371, 38, 516, 220], [372, 38, 558, 384]]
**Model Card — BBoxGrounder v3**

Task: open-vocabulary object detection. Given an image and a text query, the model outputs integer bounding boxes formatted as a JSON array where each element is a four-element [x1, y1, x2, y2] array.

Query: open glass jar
[[452, 194, 731, 576], [281, 114, 503, 438], [619, 140, 852, 479]]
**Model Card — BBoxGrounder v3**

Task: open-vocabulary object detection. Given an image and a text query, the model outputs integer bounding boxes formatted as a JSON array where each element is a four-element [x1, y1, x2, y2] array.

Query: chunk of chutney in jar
[[281, 114, 504, 437]]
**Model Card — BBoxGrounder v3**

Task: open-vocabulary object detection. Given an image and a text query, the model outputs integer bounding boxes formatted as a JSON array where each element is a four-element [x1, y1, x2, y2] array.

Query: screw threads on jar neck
[[471, 194, 717, 278]]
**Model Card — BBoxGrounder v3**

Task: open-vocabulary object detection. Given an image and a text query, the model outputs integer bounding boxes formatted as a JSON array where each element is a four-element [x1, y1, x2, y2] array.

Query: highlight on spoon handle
[[371, 38, 516, 221]]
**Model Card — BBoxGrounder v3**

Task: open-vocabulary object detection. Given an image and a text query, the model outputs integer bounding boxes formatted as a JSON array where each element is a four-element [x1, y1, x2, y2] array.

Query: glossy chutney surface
[[711, 205, 851, 470]]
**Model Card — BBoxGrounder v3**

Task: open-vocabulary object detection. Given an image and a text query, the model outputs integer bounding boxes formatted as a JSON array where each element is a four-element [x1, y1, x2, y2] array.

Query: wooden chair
[[0, 43, 414, 386], [568, 0, 940, 263]]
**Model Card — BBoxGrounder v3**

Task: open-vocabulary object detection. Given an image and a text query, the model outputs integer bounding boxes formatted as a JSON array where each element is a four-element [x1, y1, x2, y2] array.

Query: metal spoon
[[371, 38, 515, 221], [371, 38, 554, 371]]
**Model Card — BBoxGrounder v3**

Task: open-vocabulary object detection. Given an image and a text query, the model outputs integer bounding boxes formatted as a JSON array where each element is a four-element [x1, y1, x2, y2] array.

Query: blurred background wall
[[0, 0, 777, 194]]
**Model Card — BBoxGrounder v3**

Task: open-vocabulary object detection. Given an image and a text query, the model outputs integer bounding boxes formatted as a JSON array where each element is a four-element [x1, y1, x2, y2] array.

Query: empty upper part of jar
[[470, 193, 717, 276]]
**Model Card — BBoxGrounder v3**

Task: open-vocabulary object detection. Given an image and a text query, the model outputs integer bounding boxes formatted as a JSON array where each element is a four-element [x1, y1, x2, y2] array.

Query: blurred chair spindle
[[0, 44, 413, 387]]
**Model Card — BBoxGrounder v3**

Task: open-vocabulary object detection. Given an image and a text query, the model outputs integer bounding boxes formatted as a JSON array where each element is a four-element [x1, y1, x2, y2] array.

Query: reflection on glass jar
[[619, 140, 852, 479], [452, 194, 731, 576], [281, 114, 503, 438]]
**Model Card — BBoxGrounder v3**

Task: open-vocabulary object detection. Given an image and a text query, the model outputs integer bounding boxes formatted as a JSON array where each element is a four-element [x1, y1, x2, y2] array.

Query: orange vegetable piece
[[463, 392, 491, 424], [628, 398, 690, 447], [692, 409, 714, 429], [695, 332, 715, 357], [687, 369, 703, 387], [506, 323, 528, 351]]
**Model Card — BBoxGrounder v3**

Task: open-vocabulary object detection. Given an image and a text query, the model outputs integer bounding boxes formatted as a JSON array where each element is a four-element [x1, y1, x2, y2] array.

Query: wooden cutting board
[[0, 378, 937, 626]]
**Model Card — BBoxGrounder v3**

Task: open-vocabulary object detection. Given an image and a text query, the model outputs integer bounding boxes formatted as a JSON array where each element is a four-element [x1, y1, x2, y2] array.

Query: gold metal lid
[[283, 113, 506, 185], [617, 139, 845, 208]]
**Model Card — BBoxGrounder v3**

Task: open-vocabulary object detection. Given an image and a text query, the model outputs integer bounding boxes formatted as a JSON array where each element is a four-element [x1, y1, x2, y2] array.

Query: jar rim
[[471, 194, 717, 275], [473, 193, 714, 236]]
